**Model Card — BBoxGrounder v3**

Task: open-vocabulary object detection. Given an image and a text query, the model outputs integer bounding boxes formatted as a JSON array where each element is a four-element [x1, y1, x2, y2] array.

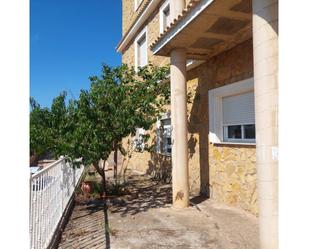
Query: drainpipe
[[252, 0, 278, 248], [170, 0, 189, 208]]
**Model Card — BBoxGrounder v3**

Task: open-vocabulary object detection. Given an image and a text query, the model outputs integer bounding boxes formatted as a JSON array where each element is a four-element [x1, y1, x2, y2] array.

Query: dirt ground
[[58, 173, 259, 249]]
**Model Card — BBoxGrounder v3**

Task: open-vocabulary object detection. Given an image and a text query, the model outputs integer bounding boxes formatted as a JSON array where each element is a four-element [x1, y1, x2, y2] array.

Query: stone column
[[252, 0, 278, 248], [170, 0, 186, 20], [170, 48, 189, 208]]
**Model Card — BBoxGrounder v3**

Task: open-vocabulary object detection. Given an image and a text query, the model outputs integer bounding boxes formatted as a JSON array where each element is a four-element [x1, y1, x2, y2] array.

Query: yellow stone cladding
[[209, 144, 257, 215]]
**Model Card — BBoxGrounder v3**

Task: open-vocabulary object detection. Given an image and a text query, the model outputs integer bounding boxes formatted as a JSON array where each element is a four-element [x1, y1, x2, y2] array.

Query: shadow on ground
[[59, 174, 259, 249], [59, 174, 172, 249], [109, 174, 172, 217]]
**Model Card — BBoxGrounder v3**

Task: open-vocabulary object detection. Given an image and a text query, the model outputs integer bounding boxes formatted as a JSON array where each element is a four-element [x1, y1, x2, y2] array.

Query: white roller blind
[[222, 91, 255, 125], [138, 35, 147, 67]]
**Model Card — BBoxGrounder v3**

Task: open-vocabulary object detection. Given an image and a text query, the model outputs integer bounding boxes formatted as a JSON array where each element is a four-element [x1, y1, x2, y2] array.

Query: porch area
[[151, 0, 278, 247], [58, 173, 259, 249]]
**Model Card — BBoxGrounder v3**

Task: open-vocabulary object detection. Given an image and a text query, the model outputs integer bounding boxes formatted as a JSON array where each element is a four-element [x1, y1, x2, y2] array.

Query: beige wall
[[122, 0, 136, 35], [122, 0, 149, 35], [122, 0, 169, 67], [122, 0, 192, 41], [121, 0, 258, 215]]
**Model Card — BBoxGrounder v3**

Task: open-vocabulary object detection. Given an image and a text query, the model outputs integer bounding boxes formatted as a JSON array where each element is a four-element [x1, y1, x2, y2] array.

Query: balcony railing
[[29, 157, 84, 249]]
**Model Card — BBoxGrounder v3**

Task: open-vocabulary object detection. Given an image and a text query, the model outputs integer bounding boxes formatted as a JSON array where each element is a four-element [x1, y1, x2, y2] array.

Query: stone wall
[[209, 144, 258, 215], [122, 39, 258, 215], [185, 39, 258, 215], [120, 0, 258, 215], [122, 0, 192, 39], [122, 0, 149, 35], [122, 0, 136, 35], [122, 0, 170, 67], [121, 126, 172, 184]]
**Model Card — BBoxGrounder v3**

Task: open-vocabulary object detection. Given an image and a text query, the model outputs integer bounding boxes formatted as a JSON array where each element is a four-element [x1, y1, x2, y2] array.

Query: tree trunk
[[101, 161, 107, 197], [93, 160, 107, 197], [114, 147, 118, 183]]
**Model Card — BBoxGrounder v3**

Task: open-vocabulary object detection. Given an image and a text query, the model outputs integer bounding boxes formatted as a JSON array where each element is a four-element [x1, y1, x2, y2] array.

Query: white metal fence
[[29, 157, 84, 249]]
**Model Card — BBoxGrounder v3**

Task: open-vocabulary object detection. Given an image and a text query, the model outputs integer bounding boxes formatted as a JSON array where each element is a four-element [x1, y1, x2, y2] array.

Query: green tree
[[72, 64, 170, 194], [30, 92, 77, 159], [30, 97, 53, 158], [30, 63, 170, 195]]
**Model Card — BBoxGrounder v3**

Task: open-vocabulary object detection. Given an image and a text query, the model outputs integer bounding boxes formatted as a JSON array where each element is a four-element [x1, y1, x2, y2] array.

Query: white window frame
[[208, 77, 255, 144], [134, 26, 148, 72], [159, 0, 171, 34], [156, 112, 172, 156], [134, 0, 143, 11], [223, 124, 256, 143]]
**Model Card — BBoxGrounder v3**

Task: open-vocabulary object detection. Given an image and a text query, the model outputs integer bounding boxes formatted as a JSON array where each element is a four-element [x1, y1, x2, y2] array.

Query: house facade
[[117, 0, 278, 248]]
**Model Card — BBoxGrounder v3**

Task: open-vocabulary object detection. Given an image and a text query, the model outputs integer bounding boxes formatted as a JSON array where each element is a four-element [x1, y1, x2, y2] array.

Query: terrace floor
[[58, 174, 259, 249]]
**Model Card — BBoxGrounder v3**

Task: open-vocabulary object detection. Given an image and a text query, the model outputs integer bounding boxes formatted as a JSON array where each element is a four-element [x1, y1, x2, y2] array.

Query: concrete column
[[252, 0, 278, 248], [170, 0, 186, 20], [170, 48, 189, 208]]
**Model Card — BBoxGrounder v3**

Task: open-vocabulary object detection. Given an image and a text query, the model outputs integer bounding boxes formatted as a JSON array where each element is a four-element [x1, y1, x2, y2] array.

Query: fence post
[[60, 156, 64, 213]]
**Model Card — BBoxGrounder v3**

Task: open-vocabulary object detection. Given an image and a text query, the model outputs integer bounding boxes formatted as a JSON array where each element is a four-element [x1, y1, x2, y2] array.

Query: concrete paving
[[58, 174, 259, 249]]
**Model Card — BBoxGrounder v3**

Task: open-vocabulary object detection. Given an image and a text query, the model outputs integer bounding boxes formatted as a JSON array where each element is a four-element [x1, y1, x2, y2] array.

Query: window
[[208, 78, 256, 144], [160, 1, 171, 34], [156, 113, 172, 156], [133, 128, 145, 151], [135, 0, 142, 11], [222, 91, 255, 142], [134, 27, 148, 71]]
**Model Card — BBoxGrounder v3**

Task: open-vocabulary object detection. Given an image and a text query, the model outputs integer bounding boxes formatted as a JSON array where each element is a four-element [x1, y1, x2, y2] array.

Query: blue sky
[[30, 0, 122, 107]]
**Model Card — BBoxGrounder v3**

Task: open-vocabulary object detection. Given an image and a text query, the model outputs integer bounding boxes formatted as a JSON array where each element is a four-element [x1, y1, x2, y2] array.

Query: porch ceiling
[[150, 0, 252, 60]]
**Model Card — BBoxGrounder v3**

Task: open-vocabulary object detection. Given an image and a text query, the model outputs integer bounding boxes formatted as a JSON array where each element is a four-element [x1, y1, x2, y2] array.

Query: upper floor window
[[209, 78, 256, 144], [135, 0, 142, 11], [160, 1, 171, 34], [134, 27, 148, 71]]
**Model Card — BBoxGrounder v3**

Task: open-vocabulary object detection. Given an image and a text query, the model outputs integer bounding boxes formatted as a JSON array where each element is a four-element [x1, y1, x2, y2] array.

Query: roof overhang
[[116, 0, 162, 53], [151, 0, 252, 60]]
